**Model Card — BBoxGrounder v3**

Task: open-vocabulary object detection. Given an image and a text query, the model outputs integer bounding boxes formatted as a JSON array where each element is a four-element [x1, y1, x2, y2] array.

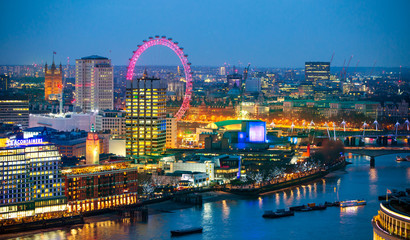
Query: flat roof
[[80, 55, 108, 60], [214, 119, 263, 128]]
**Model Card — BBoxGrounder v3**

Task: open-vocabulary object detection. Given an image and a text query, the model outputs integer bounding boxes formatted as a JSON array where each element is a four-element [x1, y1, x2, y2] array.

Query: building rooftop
[[80, 55, 108, 60]]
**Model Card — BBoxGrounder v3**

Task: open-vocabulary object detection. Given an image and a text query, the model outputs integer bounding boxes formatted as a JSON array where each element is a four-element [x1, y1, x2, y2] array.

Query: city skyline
[[0, 0, 409, 67]]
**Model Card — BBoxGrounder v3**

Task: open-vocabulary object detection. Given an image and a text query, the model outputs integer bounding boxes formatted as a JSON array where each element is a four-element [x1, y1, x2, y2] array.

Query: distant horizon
[[1, 1, 409, 68], [1, 63, 409, 70]]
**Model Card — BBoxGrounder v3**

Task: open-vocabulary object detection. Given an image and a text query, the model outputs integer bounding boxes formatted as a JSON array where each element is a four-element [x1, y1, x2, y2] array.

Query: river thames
[[2, 154, 410, 240]]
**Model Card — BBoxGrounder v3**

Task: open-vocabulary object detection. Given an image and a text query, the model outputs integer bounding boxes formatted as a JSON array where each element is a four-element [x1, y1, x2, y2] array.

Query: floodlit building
[[75, 55, 113, 113], [44, 61, 63, 101], [86, 125, 100, 165], [62, 162, 138, 213], [372, 196, 410, 239], [166, 116, 177, 149], [126, 71, 167, 160], [0, 138, 67, 220]]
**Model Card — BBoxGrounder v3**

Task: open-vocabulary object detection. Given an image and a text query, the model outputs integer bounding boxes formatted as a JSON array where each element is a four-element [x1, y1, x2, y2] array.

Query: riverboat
[[340, 200, 366, 207], [171, 227, 203, 236], [262, 209, 294, 218]]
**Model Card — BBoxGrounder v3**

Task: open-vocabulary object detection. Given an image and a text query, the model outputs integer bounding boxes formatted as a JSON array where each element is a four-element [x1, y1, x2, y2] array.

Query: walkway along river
[[1, 153, 409, 240]]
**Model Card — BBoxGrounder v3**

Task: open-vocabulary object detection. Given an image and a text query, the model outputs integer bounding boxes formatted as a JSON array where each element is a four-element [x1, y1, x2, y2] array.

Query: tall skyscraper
[[44, 61, 63, 101], [75, 55, 113, 113], [305, 62, 330, 86], [0, 74, 10, 92], [126, 71, 166, 160]]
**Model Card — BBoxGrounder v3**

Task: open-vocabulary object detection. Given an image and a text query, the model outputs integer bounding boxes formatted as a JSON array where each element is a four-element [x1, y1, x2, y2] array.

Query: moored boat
[[396, 155, 406, 162], [171, 227, 203, 236], [311, 204, 327, 210], [262, 209, 294, 218], [289, 205, 305, 211], [340, 200, 366, 207], [300, 207, 312, 212], [325, 201, 340, 207]]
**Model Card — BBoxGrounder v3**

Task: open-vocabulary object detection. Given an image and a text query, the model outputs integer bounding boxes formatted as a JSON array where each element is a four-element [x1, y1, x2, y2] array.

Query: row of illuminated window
[[0, 160, 27, 165], [0, 170, 28, 175]]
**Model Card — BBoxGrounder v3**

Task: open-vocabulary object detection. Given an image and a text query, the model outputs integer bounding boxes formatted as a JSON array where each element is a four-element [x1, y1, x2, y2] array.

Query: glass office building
[[0, 139, 66, 220]]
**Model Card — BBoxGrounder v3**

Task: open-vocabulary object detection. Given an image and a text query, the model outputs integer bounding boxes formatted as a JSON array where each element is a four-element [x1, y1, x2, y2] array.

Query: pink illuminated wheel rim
[[126, 36, 192, 121]]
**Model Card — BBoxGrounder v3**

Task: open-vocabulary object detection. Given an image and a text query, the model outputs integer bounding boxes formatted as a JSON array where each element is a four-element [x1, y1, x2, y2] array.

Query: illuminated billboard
[[248, 121, 266, 142]]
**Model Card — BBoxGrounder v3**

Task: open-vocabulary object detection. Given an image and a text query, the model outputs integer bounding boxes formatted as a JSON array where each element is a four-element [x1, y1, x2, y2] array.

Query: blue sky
[[0, 0, 409, 67]]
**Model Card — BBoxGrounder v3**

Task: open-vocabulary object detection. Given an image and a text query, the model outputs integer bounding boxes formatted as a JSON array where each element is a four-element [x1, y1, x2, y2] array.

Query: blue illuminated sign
[[6, 138, 43, 147]]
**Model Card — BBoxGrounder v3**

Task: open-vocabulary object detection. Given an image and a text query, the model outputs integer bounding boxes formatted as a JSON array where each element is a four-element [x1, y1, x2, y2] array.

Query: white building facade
[[75, 55, 113, 113]]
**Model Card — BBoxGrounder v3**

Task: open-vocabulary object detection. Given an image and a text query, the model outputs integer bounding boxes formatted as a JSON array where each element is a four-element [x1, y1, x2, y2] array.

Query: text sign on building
[[6, 138, 43, 147]]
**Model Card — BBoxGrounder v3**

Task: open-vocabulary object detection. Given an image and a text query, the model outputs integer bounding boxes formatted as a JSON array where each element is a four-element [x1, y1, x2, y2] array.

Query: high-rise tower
[[75, 55, 113, 113], [126, 71, 167, 160], [44, 60, 63, 101]]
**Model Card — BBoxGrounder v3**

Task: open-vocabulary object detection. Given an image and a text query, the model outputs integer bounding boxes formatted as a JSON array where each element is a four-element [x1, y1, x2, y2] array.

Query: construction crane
[[369, 61, 377, 77], [353, 60, 360, 75], [59, 57, 69, 115], [330, 52, 335, 65], [344, 55, 353, 81], [239, 63, 251, 119], [339, 59, 346, 80]]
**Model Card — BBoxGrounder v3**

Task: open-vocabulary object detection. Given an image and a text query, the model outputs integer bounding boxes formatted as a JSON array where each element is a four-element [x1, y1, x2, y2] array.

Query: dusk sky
[[1, 0, 409, 67]]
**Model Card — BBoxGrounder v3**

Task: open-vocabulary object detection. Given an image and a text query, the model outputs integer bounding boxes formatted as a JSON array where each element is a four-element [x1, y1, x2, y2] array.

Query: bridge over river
[[344, 147, 410, 166]]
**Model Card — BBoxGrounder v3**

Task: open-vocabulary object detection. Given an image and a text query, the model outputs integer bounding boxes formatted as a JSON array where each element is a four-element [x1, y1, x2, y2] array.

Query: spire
[[142, 68, 148, 79], [51, 51, 56, 69]]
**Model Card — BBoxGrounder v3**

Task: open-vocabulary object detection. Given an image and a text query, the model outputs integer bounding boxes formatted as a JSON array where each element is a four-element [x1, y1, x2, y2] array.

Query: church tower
[[44, 55, 63, 101]]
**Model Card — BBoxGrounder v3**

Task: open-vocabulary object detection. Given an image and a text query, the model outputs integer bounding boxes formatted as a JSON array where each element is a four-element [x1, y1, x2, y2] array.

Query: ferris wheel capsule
[[161, 36, 166, 38], [168, 38, 173, 41], [143, 40, 147, 42], [155, 35, 160, 38], [174, 42, 178, 45], [148, 36, 153, 39]]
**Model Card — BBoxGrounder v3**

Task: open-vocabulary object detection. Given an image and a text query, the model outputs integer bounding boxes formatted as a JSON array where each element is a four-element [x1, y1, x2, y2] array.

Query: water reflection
[[340, 206, 360, 215], [407, 168, 410, 180], [296, 187, 301, 200], [322, 179, 326, 194], [369, 168, 378, 182], [222, 200, 230, 220], [5, 154, 410, 240]]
